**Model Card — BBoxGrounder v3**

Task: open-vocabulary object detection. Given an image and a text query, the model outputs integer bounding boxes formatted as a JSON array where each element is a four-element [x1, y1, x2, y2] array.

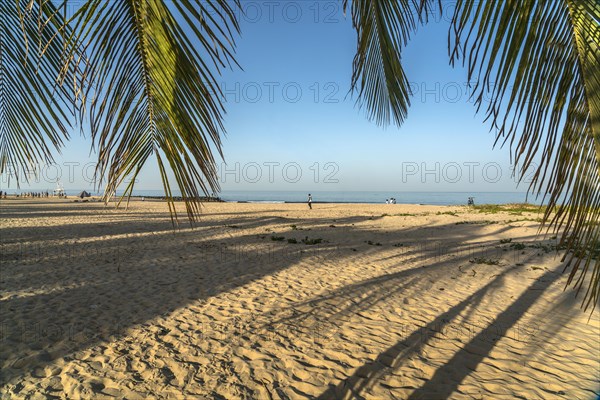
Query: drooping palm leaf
[[65, 0, 240, 223], [344, 0, 437, 126], [0, 0, 74, 184], [447, 0, 599, 310], [348, 0, 599, 311]]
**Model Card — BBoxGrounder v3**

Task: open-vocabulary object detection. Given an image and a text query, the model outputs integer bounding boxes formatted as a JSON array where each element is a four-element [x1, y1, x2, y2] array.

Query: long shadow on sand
[[0, 200, 382, 243], [0, 207, 404, 387], [0, 201, 569, 396], [315, 265, 563, 399]]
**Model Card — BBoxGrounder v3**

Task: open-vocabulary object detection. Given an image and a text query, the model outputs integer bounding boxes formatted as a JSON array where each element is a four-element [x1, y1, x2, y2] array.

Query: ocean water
[[125, 190, 537, 205], [216, 191, 537, 205], [19, 189, 542, 206]]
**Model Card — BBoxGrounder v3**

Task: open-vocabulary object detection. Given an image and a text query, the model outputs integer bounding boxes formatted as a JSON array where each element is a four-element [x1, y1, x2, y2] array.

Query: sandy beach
[[1, 198, 598, 399]]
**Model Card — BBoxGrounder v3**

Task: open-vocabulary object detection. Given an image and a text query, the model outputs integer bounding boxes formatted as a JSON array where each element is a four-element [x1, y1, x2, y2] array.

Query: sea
[[30, 190, 546, 206], [216, 191, 540, 205]]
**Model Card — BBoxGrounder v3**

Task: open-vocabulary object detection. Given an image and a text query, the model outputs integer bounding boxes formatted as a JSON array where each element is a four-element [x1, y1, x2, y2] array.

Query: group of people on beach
[[24, 191, 49, 198], [0, 190, 50, 198], [0, 191, 48, 198]]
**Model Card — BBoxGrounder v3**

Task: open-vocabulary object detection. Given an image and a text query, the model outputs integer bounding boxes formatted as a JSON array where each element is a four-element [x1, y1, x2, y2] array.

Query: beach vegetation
[[436, 211, 458, 216], [469, 258, 501, 266], [455, 220, 497, 225], [301, 237, 323, 245], [473, 204, 548, 215], [510, 243, 527, 251], [504, 218, 544, 224]]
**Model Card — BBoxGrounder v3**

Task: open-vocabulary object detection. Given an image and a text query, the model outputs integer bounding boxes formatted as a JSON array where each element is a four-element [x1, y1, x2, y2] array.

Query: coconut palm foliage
[[346, 0, 418, 125], [346, 0, 599, 310], [67, 0, 240, 220], [447, 1, 600, 310], [1, 0, 239, 221], [2, 1, 599, 309], [0, 0, 75, 184]]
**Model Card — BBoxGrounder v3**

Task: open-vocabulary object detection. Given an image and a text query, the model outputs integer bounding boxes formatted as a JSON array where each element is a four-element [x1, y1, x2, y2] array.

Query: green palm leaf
[[344, 0, 437, 126], [447, 0, 600, 310], [348, 0, 598, 310], [66, 0, 240, 223], [0, 1, 75, 184]]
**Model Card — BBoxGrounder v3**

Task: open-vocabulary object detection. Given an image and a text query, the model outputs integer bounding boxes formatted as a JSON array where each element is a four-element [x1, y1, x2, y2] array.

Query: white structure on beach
[[53, 181, 65, 197]]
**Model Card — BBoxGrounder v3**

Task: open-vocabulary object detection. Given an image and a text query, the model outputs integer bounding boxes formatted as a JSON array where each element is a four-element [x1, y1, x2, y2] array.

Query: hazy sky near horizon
[[2, 1, 539, 194]]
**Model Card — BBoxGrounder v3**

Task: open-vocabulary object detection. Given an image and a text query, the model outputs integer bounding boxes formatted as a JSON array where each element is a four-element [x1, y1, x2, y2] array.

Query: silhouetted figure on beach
[[308, 194, 312, 209]]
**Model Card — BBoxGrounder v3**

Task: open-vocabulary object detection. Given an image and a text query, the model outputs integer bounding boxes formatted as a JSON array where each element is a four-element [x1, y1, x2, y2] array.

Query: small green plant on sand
[[469, 257, 500, 265], [302, 236, 322, 245], [436, 211, 458, 216], [455, 220, 497, 225]]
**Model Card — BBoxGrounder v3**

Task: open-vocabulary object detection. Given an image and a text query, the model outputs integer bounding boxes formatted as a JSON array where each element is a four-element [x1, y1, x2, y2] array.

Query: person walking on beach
[[308, 193, 312, 209]]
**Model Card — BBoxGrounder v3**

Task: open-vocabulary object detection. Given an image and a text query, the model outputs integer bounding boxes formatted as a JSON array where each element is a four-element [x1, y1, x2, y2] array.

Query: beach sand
[[1, 198, 598, 399]]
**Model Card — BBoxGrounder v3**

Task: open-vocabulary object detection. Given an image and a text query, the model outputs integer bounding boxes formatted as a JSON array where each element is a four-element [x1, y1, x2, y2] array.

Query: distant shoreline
[[1, 196, 545, 210], [0, 190, 539, 206], [133, 195, 224, 202]]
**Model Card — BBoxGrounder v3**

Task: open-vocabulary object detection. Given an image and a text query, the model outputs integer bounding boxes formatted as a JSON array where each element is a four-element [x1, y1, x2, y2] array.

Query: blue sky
[[2, 1, 535, 194]]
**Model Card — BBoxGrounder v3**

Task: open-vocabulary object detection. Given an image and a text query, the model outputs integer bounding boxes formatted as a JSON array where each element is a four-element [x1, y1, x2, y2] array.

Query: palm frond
[[0, 0, 74, 184], [345, 0, 437, 126], [66, 0, 240, 223], [448, 0, 600, 310]]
